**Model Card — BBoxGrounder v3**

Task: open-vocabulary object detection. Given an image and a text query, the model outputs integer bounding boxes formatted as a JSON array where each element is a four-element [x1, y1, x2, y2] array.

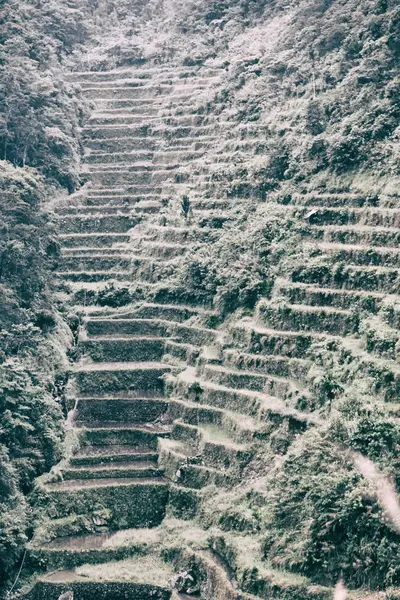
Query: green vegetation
[[174, 204, 298, 315], [1, 0, 399, 597], [0, 0, 97, 589], [263, 427, 400, 588], [0, 0, 92, 190], [0, 163, 66, 588]]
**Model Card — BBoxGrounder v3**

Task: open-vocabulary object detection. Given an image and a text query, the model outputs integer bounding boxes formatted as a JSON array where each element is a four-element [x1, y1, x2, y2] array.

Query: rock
[[173, 570, 200, 594], [58, 592, 74, 600]]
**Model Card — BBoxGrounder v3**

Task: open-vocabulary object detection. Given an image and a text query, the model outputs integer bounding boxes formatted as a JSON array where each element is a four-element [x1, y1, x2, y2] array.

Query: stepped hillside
[[11, 1, 400, 599]]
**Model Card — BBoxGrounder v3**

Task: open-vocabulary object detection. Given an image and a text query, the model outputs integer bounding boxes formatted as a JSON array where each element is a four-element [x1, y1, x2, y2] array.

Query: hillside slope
[[12, 0, 400, 598]]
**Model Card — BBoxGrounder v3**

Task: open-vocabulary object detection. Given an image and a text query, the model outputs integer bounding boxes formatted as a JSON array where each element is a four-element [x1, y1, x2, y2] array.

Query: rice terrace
[[0, 0, 399, 598]]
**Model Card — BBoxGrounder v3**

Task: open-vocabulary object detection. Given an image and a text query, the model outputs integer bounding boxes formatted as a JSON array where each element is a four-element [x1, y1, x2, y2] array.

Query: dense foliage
[[0, 0, 93, 190], [174, 204, 298, 315], [0, 0, 96, 588], [0, 163, 67, 587], [264, 425, 400, 589], [212, 0, 400, 186]]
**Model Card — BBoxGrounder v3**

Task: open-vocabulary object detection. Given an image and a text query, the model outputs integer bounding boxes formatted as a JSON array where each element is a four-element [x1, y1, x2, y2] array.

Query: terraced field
[[25, 62, 400, 599]]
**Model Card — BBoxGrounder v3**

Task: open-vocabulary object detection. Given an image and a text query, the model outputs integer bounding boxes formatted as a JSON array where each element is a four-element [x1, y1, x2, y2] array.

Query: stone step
[[175, 368, 314, 428], [28, 527, 161, 572], [70, 445, 159, 466], [86, 168, 173, 187], [151, 126, 228, 144], [222, 348, 310, 380], [168, 397, 259, 444], [277, 192, 380, 208], [29, 579, 172, 600], [84, 186, 128, 194], [56, 214, 136, 234], [80, 336, 165, 362], [297, 205, 400, 228], [171, 420, 253, 472], [164, 341, 200, 366], [80, 195, 159, 207], [75, 394, 168, 425], [56, 204, 138, 215], [230, 320, 315, 358], [312, 224, 400, 247], [76, 73, 218, 88], [165, 135, 217, 148], [70, 69, 152, 82], [167, 482, 203, 519], [82, 124, 153, 141], [70, 65, 219, 81], [99, 100, 188, 114], [315, 241, 400, 267], [27, 531, 136, 572], [29, 555, 173, 599], [276, 280, 392, 312], [85, 317, 170, 337], [82, 82, 215, 100], [106, 302, 208, 323], [59, 233, 131, 248], [60, 256, 131, 272], [74, 361, 171, 395], [86, 136, 157, 151], [159, 104, 215, 117], [171, 323, 217, 346], [57, 270, 128, 283], [85, 162, 153, 173], [80, 78, 150, 89], [62, 460, 164, 481], [40, 477, 169, 529], [161, 115, 219, 128], [87, 114, 218, 128], [132, 200, 161, 214], [88, 184, 162, 196], [97, 105, 156, 115], [78, 422, 171, 448], [158, 438, 230, 489], [202, 363, 307, 403], [292, 263, 400, 294], [86, 150, 154, 164], [257, 300, 359, 336], [98, 90, 210, 107], [63, 248, 129, 257], [152, 150, 206, 165], [88, 114, 157, 126]]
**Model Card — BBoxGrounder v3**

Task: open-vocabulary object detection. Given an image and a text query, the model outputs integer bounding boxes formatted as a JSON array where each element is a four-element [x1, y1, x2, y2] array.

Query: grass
[[75, 555, 173, 585]]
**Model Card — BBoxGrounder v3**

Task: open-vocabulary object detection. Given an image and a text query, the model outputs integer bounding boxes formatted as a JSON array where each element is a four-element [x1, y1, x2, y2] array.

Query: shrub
[[0, 1, 91, 190], [263, 429, 400, 589], [175, 205, 297, 315], [0, 163, 64, 587], [0, 447, 28, 583]]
